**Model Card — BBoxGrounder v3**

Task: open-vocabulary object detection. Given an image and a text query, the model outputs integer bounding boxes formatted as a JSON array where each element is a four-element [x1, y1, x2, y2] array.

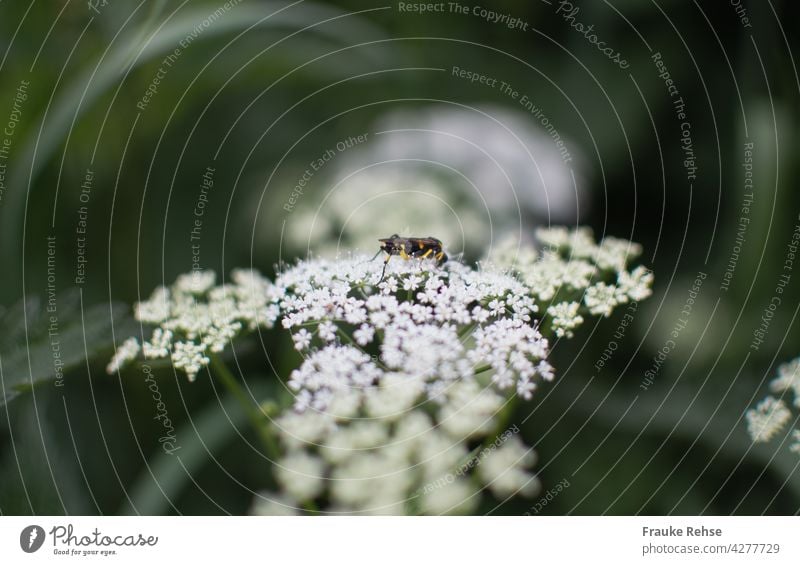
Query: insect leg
[[378, 254, 391, 283]]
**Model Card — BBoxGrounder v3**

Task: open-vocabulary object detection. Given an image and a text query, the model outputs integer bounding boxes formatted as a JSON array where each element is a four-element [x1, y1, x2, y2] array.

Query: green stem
[[209, 354, 280, 460]]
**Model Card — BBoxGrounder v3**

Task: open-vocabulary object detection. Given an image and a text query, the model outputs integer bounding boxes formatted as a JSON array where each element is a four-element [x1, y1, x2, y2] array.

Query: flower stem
[[209, 354, 280, 460]]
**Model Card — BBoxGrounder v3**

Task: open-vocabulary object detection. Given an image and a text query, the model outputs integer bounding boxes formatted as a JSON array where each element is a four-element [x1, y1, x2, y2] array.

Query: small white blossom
[[468, 318, 552, 400], [287, 345, 382, 412], [584, 283, 619, 317], [292, 329, 312, 351], [353, 324, 375, 346], [746, 397, 791, 442], [171, 341, 209, 382], [547, 301, 584, 338], [106, 337, 140, 374], [134, 287, 171, 323], [318, 321, 338, 342], [201, 320, 242, 353], [142, 328, 173, 359]]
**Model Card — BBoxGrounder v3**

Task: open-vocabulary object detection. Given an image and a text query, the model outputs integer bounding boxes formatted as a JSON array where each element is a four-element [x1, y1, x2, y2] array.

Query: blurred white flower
[[769, 358, 800, 408], [358, 105, 584, 221], [791, 430, 800, 455], [584, 282, 619, 317], [250, 493, 298, 516], [275, 105, 585, 261], [142, 328, 173, 359], [106, 337, 140, 374], [275, 451, 326, 501], [478, 435, 539, 498], [746, 396, 791, 443], [263, 380, 532, 515], [747, 355, 800, 455], [284, 168, 485, 259]]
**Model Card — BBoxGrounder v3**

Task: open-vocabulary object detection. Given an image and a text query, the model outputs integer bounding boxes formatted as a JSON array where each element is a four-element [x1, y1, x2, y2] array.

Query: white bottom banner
[[1, 517, 797, 564]]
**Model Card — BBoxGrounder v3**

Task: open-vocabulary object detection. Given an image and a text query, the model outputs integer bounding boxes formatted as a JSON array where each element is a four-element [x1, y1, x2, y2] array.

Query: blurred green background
[[1, 0, 799, 515]]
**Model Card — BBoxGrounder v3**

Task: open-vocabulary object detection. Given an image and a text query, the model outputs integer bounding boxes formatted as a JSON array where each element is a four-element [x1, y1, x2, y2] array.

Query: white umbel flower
[[107, 228, 655, 513], [108, 269, 280, 378]]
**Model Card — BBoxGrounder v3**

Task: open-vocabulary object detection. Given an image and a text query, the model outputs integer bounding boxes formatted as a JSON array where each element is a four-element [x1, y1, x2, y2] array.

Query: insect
[[372, 234, 448, 283]]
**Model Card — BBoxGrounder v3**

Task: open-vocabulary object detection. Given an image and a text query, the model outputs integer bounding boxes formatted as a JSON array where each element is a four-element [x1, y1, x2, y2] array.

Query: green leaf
[[121, 381, 270, 516], [0, 288, 135, 407], [1, 2, 391, 267]]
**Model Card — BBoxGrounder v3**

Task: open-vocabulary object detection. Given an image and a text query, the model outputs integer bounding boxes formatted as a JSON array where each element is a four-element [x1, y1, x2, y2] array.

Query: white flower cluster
[[747, 357, 800, 453], [253, 230, 650, 514], [108, 228, 653, 514], [106, 269, 281, 380], [490, 228, 653, 337], [254, 379, 537, 515], [277, 255, 552, 409]]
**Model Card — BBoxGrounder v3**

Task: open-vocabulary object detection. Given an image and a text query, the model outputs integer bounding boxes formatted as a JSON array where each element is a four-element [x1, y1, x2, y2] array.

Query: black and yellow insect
[[373, 234, 448, 282]]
